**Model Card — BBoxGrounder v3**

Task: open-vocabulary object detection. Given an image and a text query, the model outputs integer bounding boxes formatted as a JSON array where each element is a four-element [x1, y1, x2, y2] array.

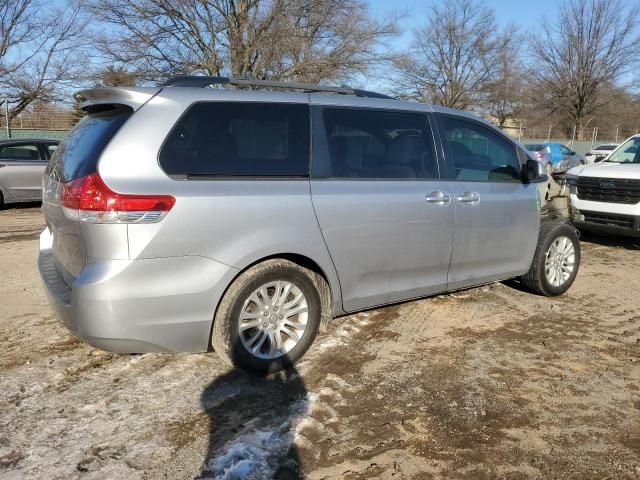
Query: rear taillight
[[60, 173, 175, 223]]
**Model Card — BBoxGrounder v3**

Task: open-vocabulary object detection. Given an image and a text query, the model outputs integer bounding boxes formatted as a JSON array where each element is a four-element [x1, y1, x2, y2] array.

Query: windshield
[[595, 144, 617, 151], [605, 137, 640, 164]]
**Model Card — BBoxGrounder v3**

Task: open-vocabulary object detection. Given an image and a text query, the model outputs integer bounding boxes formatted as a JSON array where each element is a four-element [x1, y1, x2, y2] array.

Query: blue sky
[[366, 0, 559, 50]]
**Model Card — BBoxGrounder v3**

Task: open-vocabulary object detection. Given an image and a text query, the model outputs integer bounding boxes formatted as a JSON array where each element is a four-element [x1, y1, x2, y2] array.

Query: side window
[[0, 144, 41, 161], [439, 116, 521, 182], [159, 102, 309, 177], [46, 144, 58, 158], [317, 108, 437, 179], [560, 145, 572, 155]]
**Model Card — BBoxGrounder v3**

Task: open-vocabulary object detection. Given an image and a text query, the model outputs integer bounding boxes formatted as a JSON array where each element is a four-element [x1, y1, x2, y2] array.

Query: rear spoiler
[[73, 87, 161, 111]]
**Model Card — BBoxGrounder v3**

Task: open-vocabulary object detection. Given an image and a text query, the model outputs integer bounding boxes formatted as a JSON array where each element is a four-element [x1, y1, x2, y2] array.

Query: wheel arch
[[207, 251, 343, 351]]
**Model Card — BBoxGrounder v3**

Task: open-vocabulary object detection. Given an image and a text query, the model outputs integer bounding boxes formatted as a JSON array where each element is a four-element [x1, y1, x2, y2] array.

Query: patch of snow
[[202, 394, 315, 480]]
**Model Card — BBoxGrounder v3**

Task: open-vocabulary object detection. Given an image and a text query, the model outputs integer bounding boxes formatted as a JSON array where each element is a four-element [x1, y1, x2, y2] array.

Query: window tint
[[440, 116, 521, 182], [0, 144, 40, 161], [318, 108, 437, 179], [47, 106, 132, 182], [159, 102, 310, 177]]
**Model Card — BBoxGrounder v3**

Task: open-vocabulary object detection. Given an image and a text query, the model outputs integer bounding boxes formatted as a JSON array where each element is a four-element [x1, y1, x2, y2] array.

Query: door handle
[[426, 190, 451, 206], [455, 191, 480, 204]]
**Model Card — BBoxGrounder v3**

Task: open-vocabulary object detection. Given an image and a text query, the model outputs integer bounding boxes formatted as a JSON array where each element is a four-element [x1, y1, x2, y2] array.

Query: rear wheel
[[211, 259, 322, 373], [520, 222, 580, 296]]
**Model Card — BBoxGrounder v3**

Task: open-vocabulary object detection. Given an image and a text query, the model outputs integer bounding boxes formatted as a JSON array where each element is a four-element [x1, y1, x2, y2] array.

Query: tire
[[520, 222, 581, 296], [211, 259, 323, 374]]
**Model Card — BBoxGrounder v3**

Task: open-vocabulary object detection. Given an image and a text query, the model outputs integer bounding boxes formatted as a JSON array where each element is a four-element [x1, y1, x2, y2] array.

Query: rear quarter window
[[159, 102, 310, 177], [47, 106, 132, 182]]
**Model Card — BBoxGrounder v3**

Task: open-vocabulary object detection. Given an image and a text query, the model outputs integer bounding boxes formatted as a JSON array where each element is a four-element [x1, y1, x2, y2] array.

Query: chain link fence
[[0, 130, 69, 141], [1, 104, 76, 141]]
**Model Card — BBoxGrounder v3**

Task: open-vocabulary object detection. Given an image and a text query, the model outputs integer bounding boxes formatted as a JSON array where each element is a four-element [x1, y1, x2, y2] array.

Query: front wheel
[[211, 259, 322, 373], [520, 222, 581, 296]]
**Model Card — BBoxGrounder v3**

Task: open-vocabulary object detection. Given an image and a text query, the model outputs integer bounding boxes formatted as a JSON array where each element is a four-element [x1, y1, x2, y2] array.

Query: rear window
[[45, 143, 58, 157], [159, 102, 310, 177], [47, 107, 132, 182], [525, 144, 545, 151]]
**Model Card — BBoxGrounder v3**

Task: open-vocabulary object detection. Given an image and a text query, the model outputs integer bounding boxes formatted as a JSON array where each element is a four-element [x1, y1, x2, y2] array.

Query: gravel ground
[[0, 205, 639, 480]]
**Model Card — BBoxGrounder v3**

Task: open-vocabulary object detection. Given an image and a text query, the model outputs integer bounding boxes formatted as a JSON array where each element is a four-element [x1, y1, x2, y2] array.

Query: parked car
[[0, 138, 59, 206], [545, 142, 586, 173], [525, 143, 553, 175], [38, 77, 581, 373], [568, 134, 640, 237], [525, 144, 553, 174], [584, 143, 619, 164]]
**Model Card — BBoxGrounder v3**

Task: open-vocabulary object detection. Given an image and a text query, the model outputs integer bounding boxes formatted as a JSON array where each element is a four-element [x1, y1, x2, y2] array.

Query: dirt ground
[[0, 205, 639, 480]]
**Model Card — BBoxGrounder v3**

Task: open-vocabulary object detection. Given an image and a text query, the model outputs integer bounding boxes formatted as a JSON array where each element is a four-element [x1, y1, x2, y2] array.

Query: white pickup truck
[[567, 134, 640, 237]]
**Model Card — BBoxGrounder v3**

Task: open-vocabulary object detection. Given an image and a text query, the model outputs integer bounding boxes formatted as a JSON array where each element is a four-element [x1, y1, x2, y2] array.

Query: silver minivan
[[38, 77, 581, 372]]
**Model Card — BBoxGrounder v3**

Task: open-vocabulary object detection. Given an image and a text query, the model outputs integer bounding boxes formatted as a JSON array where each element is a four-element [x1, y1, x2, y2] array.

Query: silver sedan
[[0, 139, 59, 206]]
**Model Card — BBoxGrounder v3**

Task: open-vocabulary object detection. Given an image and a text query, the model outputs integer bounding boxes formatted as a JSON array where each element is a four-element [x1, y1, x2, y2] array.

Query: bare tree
[[98, 65, 138, 86], [0, 0, 89, 122], [0, 0, 39, 77], [530, 0, 640, 138], [253, 0, 397, 82], [391, 0, 508, 109], [88, 0, 396, 83], [481, 27, 526, 128]]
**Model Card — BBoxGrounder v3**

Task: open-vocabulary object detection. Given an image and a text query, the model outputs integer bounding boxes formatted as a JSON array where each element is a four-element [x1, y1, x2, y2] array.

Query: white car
[[584, 143, 619, 164], [567, 135, 640, 237]]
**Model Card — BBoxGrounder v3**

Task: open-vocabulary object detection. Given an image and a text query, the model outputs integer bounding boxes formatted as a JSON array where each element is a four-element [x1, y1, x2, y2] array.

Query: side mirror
[[525, 159, 547, 183]]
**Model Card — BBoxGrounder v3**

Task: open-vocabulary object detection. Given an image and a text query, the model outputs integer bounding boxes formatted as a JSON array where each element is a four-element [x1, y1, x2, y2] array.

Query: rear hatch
[[43, 106, 133, 285]]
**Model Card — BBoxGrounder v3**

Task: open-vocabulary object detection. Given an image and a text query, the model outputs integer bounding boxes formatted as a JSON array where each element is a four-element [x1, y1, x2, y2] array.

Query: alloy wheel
[[238, 281, 309, 360], [544, 236, 576, 287]]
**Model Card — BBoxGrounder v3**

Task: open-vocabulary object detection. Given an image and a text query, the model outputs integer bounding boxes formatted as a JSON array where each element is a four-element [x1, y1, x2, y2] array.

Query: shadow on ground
[[579, 231, 640, 250], [0, 200, 41, 211], [199, 366, 307, 479]]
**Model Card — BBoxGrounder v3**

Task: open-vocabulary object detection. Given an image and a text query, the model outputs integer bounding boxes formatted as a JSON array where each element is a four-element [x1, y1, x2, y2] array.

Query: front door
[[310, 105, 455, 312], [0, 142, 47, 200], [436, 114, 540, 290]]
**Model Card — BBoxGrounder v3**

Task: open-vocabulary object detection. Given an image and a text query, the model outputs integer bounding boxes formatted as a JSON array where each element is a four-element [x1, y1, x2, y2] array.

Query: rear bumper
[[38, 229, 239, 353]]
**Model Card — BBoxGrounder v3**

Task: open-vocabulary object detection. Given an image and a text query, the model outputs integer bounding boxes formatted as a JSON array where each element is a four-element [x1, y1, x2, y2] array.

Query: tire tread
[[521, 221, 580, 296], [211, 258, 324, 372]]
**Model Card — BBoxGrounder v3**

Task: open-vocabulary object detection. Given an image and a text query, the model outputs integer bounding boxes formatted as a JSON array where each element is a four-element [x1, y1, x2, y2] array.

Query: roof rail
[[161, 75, 393, 100]]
